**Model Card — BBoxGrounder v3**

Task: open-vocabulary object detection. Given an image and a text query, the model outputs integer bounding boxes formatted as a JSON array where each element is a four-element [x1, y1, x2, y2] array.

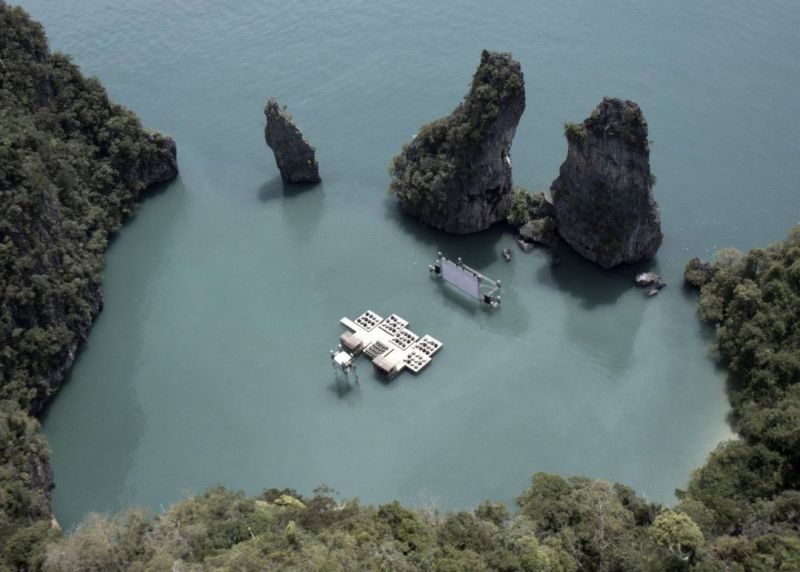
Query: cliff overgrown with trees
[[388, 50, 525, 233], [1, 3, 799, 570], [0, 1, 177, 565]]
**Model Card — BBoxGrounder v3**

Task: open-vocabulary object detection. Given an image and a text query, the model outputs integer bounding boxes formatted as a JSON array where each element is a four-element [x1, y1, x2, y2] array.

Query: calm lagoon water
[[21, 0, 800, 529]]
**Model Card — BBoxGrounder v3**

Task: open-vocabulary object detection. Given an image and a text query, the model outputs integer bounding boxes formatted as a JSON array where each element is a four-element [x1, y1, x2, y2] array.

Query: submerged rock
[[389, 50, 525, 233], [551, 98, 663, 268], [264, 98, 320, 184]]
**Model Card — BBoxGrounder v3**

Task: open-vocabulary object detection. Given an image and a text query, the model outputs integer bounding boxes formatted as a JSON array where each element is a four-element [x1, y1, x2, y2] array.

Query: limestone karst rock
[[136, 132, 179, 187], [507, 189, 559, 248], [264, 99, 320, 184], [389, 50, 525, 233], [551, 98, 663, 268]]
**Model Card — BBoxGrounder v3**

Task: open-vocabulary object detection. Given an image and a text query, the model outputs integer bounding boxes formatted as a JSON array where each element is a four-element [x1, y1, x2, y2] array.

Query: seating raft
[[338, 310, 443, 379]]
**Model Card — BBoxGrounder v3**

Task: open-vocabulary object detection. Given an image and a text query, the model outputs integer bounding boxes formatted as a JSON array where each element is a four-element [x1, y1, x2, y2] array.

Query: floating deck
[[339, 310, 443, 378]]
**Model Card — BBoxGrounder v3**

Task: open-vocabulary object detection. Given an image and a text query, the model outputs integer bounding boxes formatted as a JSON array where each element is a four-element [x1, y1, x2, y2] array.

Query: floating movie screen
[[441, 258, 480, 298]]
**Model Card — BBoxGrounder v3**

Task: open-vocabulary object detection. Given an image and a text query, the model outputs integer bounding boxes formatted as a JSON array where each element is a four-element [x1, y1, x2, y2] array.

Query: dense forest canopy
[[0, 1, 177, 566], [1, 3, 798, 570]]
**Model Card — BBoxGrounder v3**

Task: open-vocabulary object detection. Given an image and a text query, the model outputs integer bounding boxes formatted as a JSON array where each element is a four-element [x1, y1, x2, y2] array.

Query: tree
[[649, 510, 704, 561]]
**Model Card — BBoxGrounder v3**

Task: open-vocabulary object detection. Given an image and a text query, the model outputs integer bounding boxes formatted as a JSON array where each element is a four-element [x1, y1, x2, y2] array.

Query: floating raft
[[339, 310, 443, 379]]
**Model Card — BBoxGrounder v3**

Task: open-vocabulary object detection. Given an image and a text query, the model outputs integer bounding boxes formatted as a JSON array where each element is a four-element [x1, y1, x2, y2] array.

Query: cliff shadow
[[257, 176, 324, 243], [681, 282, 739, 426], [257, 176, 320, 202], [39, 176, 188, 531], [533, 245, 659, 375], [106, 176, 183, 249], [383, 200, 530, 336], [382, 199, 509, 269], [535, 245, 659, 310]]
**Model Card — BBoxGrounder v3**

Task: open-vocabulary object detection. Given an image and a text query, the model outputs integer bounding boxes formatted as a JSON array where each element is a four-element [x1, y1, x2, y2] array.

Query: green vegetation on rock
[[0, 2, 177, 565], [388, 50, 525, 233], [2, 3, 800, 570], [563, 122, 587, 141], [389, 50, 523, 210], [508, 187, 540, 227], [507, 187, 559, 248], [683, 228, 800, 505]]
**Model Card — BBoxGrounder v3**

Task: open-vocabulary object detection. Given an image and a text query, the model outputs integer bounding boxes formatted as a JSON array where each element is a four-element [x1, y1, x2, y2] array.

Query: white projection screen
[[441, 258, 480, 298]]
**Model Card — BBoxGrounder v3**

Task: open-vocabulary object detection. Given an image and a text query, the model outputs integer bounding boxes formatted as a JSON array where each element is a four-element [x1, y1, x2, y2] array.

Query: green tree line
[[1, 2, 799, 570]]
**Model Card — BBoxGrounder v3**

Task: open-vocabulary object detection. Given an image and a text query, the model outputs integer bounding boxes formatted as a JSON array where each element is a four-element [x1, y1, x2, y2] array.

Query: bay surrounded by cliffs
[[22, 0, 800, 530]]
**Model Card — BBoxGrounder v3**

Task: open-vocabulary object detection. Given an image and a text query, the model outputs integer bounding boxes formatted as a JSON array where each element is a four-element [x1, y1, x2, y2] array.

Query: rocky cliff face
[[389, 50, 525, 233], [264, 99, 320, 184], [550, 98, 662, 268], [136, 133, 179, 188], [0, 2, 180, 542], [16, 142, 178, 417]]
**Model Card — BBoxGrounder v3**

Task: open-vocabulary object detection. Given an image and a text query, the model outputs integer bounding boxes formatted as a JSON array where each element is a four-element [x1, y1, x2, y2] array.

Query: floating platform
[[338, 310, 443, 379]]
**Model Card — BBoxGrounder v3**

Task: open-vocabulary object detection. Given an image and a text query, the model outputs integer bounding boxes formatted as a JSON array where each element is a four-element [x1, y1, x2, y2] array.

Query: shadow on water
[[434, 279, 531, 336], [681, 281, 738, 426], [40, 177, 187, 530], [257, 176, 324, 243], [382, 200, 507, 268], [104, 176, 182, 250], [383, 200, 531, 337], [536, 245, 658, 310], [438, 282, 481, 316], [533, 244, 657, 375], [681, 281, 730, 372], [325, 354, 407, 401], [326, 375, 362, 403], [257, 176, 320, 202]]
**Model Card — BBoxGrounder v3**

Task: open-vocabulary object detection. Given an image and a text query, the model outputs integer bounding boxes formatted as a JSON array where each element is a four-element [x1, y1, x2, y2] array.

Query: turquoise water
[[24, 0, 800, 530]]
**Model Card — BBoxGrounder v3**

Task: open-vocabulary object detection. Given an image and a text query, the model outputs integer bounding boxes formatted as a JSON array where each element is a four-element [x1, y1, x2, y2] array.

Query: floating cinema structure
[[430, 252, 502, 307], [333, 310, 443, 380]]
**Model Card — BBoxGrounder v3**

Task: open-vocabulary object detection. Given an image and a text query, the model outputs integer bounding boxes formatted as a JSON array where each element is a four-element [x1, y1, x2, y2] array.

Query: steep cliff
[[0, 2, 178, 553], [550, 98, 662, 268], [264, 99, 321, 184], [389, 50, 525, 233]]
